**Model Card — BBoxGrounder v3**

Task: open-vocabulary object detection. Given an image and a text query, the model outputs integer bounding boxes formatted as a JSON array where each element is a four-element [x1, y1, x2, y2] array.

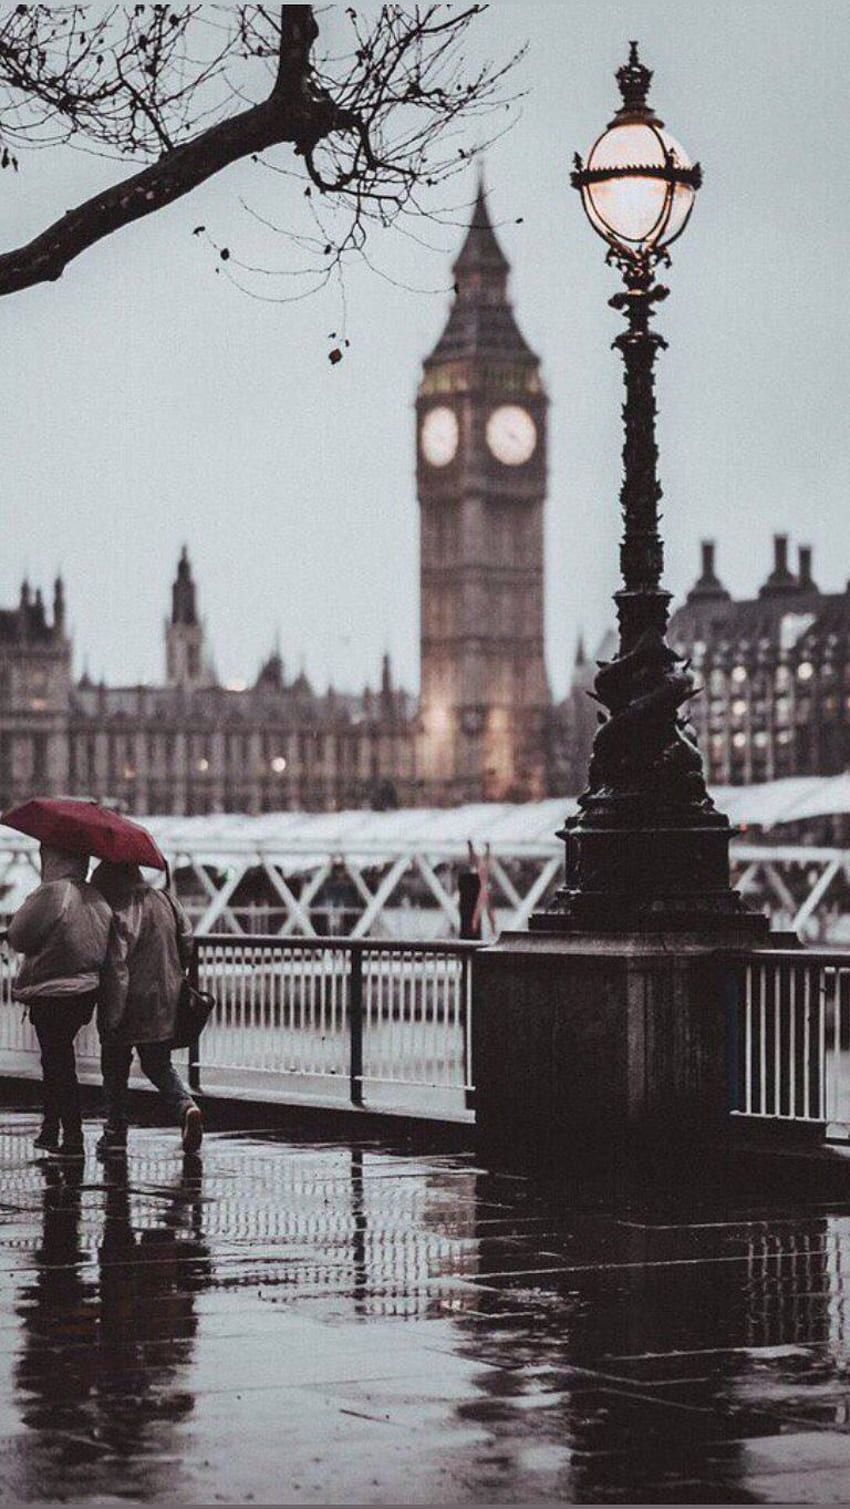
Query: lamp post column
[[531, 45, 766, 934], [473, 45, 772, 1172], [612, 255, 668, 649]]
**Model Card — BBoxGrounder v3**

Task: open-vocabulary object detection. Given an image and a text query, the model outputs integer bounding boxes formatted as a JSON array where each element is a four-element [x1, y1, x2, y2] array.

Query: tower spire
[[166, 546, 207, 687], [428, 171, 531, 364], [171, 545, 198, 626], [453, 168, 509, 279], [53, 573, 65, 634]]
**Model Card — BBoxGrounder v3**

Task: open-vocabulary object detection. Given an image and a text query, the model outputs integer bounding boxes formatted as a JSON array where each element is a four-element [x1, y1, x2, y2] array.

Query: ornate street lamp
[[536, 44, 761, 932]]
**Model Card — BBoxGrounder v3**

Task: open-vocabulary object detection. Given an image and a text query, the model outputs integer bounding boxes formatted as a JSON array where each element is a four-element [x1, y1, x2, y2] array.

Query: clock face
[[486, 404, 537, 466], [421, 405, 458, 467]]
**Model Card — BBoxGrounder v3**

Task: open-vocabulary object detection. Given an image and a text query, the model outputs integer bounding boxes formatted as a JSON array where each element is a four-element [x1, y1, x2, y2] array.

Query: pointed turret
[[32, 587, 46, 632], [171, 545, 198, 626], [53, 574, 65, 634], [256, 644, 284, 692], [381, 651, 393, 695]]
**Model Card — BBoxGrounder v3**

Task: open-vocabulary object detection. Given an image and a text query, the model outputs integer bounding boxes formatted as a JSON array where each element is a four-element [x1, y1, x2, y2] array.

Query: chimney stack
[[760, 533, 797, 596], [686, 538, 729, 603], [774, 534, 788, 574], [798, 544, 815, 590]]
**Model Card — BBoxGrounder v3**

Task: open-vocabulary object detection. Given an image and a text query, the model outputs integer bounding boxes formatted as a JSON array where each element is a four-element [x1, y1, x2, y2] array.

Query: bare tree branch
[[0, 3, 521, 300]]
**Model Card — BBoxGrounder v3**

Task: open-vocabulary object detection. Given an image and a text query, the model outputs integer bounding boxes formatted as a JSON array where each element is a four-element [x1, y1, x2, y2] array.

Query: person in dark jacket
[[92, 862, 202, 1157], [8, 846, 112, 1156]]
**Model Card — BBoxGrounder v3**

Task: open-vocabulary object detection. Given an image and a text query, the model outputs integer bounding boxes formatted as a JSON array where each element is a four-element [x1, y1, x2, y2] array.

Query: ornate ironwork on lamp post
[[535, 43, 764, 933]]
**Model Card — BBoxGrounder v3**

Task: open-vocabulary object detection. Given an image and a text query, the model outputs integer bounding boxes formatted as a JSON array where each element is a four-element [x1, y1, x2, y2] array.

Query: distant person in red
[[467, 841, 497, 939], [8, 846, 112, 1157], [92, 862, 202, 1157]]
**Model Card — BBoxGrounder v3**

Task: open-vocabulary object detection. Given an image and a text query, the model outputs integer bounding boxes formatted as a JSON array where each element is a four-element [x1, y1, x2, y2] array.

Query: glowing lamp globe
[[571, 43, 701, 259]]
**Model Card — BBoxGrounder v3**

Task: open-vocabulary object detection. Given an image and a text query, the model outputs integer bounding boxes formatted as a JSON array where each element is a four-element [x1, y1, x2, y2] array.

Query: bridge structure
[[0, 776, 849, 942]]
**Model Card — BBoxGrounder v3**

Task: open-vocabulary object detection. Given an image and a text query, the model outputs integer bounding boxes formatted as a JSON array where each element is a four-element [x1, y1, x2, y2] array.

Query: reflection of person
[[14, 1156, 210, 1501], [14, 1159, 95, 1437], [8, 845, 112, 1156], [92, 862, 202, 1157]]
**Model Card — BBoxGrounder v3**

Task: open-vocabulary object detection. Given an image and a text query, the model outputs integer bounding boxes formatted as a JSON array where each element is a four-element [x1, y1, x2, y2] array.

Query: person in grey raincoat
[[8, 846, 112, 1156], [92, 861, 202, 1156]]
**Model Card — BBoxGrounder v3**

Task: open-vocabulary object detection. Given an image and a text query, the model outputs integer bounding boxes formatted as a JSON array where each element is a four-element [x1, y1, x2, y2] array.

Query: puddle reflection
[[14, 1155, 210, 1499], [6, 1130, 850, 1503]]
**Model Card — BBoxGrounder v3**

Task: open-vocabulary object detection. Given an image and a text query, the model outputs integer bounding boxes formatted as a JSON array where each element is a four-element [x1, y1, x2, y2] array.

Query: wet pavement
[[0, 1116, 850, 1502]]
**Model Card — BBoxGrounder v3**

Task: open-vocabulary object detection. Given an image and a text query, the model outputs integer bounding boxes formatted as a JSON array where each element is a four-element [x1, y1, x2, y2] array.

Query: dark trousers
[[101, 1039, 195, 1137], [30, 993, 97, 1143]]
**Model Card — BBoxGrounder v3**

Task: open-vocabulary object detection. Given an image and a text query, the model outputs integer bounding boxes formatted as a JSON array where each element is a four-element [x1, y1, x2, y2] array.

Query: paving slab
[[0, 1110, 849, 1501]]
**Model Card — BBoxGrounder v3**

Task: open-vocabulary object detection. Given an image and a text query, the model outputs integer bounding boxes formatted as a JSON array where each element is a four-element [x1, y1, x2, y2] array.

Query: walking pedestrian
[[8, 846, 112, 1157], [92, 862, 202, 1157]]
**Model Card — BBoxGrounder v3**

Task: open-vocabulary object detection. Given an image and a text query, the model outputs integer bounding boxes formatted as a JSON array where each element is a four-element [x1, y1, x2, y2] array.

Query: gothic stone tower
[[417, 183, 549, 804], [165, 546, 208, 689]]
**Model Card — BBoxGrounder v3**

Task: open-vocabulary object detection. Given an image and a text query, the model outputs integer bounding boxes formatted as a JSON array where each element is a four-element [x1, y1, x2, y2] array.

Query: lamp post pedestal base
[[532, 821, 770, 939], [472, 926, 773, 1173]]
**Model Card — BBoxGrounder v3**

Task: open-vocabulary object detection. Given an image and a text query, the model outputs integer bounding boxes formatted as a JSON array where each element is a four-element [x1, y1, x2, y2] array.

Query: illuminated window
[[731, 699, 747, 718], [797, 662, 814, 681], [732, 732, 747, 749], [731, 665, 747, 684]]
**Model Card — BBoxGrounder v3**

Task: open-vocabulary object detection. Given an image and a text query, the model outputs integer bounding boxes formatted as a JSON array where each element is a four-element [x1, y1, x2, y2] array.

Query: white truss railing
[[1, 828, 849, 942]]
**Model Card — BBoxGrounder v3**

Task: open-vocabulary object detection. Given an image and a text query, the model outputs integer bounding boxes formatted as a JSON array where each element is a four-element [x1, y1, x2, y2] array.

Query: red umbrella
[[1, 798, 166, 870]]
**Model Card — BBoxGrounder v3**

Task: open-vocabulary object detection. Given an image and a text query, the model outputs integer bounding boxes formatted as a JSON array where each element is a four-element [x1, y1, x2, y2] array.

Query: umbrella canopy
[[1, 798, 166, 870]]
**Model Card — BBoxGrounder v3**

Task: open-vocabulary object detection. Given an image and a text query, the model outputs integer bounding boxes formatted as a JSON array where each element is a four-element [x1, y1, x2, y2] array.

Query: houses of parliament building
[[2, 190, 848, 817]]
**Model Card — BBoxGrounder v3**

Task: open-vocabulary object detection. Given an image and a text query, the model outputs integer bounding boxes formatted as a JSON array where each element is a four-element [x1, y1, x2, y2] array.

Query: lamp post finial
[[616, 40, 653, 116]]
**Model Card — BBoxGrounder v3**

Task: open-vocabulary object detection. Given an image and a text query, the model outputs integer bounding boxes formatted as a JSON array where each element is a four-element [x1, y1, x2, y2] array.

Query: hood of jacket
[[40, 847, 89, 885], [91, 861, 144, 910], [9, 853, 111, 1003]]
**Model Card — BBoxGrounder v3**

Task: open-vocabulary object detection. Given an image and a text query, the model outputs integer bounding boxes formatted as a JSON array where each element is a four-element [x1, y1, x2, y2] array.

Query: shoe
[[96, 1133, 127, 1160], [33, 1126, 60, 1153], [181, 1104, 203, 1155]]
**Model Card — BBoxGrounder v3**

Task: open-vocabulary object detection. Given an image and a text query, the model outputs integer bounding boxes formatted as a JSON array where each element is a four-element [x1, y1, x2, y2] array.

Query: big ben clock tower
[[417, 178, 550, 804]]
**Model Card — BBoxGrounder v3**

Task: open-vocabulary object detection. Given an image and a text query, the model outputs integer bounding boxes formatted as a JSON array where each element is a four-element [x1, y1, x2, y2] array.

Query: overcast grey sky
[[2, 1, 848, 698]]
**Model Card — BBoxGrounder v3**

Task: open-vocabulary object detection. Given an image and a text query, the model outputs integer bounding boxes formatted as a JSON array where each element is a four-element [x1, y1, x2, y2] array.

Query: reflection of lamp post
[[538, 43, 760, 932]]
